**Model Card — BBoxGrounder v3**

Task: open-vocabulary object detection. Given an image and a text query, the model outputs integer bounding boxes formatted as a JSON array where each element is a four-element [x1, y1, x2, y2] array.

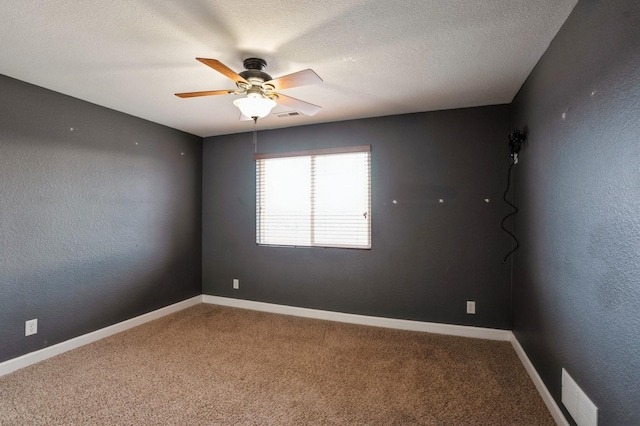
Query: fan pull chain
[[253, 117, 258, 153]]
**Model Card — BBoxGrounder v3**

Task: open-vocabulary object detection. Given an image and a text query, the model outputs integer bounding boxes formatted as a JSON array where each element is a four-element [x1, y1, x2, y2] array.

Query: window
[[255, 145, 371, 249]]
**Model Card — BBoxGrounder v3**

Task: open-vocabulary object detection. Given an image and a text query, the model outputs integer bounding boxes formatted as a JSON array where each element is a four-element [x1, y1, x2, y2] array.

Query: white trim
[[0, 295, 202, 377], [202, 295, 511, 341], [0, 293, 567, 426], [510, 333, 569, 426]]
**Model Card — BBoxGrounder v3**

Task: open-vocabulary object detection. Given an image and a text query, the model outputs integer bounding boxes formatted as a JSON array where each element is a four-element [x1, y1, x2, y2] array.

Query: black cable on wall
[[501, 129, 526, 263]]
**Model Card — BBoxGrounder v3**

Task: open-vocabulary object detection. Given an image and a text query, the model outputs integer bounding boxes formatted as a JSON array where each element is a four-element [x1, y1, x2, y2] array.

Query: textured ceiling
[[0, 0, 577, 137]]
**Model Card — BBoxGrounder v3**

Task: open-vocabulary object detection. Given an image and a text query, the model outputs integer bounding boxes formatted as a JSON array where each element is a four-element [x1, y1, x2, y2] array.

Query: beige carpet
[[0, 304, 554, 425]]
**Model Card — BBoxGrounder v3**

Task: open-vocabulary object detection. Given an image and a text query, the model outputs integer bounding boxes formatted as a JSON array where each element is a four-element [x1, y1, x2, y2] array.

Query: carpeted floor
[[0, 304, 554, 425]]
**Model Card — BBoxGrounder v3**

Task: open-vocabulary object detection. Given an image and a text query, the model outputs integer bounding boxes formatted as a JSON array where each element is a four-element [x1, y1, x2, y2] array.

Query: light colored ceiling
[[0, 0, 577, 137]]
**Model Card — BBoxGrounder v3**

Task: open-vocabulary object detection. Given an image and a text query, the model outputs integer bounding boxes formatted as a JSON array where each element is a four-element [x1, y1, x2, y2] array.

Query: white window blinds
[[255, 146, 371, 249]]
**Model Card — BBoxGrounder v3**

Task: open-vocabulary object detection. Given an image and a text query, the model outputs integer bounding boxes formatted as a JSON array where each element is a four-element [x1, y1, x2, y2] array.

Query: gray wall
[[7, 2, 637, 420], [510, 0, 640, 424], [0, 75, 202, 363], [203, 107, 514, 329]]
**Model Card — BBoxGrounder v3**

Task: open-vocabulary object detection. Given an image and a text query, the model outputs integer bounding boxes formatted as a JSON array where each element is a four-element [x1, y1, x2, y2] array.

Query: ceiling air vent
[[275, 111, 302, 118]]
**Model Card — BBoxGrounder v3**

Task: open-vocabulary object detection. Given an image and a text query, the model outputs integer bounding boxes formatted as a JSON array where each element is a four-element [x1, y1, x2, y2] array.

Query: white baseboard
[[510, 333, 569, 426], [1, 293, 566, 426], [202, 295, 511, 341], [0, 295, 202, 377]]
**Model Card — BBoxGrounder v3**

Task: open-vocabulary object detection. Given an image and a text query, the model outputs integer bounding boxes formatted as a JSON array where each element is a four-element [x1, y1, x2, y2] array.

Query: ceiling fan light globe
[[233, 97, 277, 119]]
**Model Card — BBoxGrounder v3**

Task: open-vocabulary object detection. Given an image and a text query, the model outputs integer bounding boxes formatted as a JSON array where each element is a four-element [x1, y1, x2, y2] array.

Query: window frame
[[254, 145, 371, 250]]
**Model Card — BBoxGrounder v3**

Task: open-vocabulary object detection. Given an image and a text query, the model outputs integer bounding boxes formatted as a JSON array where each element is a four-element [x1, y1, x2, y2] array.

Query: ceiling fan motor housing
[[239, 58, 272, 84]]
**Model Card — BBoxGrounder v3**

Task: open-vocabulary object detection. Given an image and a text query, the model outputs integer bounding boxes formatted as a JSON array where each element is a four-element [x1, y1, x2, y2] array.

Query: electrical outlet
[[466, 301, 476, 314], [233, 279, 239, 289], [25, 319, 38, 336]]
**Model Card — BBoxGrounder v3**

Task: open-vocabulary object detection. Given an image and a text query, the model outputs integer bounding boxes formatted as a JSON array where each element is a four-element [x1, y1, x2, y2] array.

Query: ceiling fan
[[175, 57, 323, 120]]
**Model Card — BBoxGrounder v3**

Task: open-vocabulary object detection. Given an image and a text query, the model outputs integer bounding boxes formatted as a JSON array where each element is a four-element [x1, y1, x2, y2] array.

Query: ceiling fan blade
[[264, 69, 322, 90], [196, 58, 249, 85], [275, 94, 322, 116], [175, 90, 234, 98]]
